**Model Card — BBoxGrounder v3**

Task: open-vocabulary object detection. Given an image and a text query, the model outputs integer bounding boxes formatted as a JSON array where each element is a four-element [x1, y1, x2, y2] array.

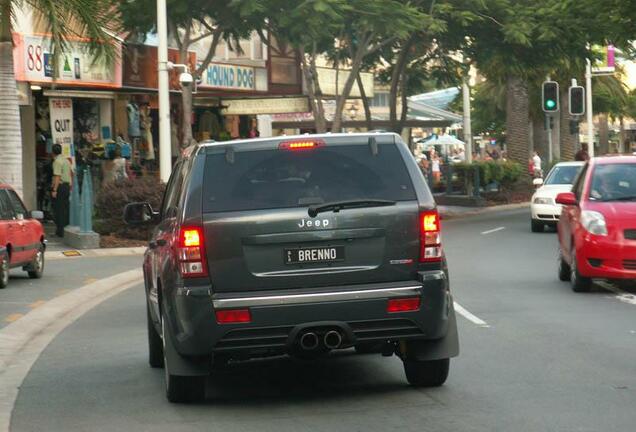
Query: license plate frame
[[284, 246, 345, 265]]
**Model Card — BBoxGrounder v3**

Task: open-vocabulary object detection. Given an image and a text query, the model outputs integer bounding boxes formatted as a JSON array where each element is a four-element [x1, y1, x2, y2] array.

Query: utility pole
[[462, 77, 473, 163], [157, 0, 172, 183], [585, 58, 594, 158]]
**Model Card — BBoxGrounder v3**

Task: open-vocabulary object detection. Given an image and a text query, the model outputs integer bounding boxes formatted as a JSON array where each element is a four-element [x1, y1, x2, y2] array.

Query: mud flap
[[163, 317, 211, 377], [404, 301, 460, 361]]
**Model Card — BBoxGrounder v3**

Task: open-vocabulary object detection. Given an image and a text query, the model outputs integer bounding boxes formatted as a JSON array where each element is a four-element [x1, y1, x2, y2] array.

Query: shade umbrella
[[425, 134, 465, 147]]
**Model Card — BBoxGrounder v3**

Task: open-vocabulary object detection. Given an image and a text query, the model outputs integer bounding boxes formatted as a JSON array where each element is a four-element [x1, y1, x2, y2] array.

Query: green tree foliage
[[119, 0, 263, 144]]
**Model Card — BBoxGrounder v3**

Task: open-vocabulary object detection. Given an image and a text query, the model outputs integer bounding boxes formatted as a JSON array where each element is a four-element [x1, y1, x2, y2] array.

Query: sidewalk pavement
[[438, 202, 529, 220]]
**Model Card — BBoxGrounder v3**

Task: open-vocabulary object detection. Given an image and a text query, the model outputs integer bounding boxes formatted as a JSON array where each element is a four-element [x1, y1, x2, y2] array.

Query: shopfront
[[13, 33, 122, 212], [120, 43, 197, 171], [193, 62, 268, 141]]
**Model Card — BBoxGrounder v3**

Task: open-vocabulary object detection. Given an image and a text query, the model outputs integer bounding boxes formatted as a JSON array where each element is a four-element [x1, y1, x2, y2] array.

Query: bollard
[[80, 169, 93, 233], [69, 171, 81, 227]]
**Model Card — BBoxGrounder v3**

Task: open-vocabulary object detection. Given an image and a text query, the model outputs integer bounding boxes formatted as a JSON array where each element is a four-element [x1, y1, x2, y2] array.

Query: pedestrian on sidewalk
[[431, 152, 442, 185], [51, 144, 72, 237], [575, 143, 590, 161], [102, 147, 129, 184], [532, 151, 543, 178]]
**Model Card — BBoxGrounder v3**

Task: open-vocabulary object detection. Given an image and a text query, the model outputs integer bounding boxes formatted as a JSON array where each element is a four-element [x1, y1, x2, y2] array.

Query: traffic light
[[542, 81, 559, 113], [569, 86, 585, 116]]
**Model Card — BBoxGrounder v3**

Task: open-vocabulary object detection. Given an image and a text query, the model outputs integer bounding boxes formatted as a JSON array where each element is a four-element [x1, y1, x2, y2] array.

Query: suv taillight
[[419, 210, 442, 262], [178, 226, 208, 278]]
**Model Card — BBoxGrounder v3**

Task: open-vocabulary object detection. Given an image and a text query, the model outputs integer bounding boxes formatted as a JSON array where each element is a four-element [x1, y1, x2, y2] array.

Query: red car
[[556, 156, 636, 292], [0, 184, 46, 289]]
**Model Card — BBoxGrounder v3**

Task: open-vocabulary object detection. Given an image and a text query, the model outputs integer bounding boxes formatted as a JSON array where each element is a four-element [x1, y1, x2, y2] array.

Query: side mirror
[[533, 178, 544, 187], [31, 210, 44, 220], [123, 202, 159, 226], [555, 192, 577, 206]]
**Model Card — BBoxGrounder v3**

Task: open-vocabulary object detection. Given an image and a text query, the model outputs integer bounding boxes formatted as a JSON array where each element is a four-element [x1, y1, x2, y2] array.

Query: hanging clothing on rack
[[127, 103, 141, 138], [140, 107, 155, 161]]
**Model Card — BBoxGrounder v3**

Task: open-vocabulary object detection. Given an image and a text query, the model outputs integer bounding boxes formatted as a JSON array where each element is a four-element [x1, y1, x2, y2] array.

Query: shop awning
[[43, 90, 117, 100]]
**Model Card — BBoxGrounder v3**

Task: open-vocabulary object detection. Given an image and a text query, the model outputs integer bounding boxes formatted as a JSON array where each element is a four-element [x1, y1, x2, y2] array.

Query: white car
[[531, 161, 584, 232]]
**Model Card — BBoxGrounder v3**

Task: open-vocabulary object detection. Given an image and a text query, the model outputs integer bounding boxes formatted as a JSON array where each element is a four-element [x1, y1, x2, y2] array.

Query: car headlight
[[581, 210, 608, 236], [533, 197, 553, 205]]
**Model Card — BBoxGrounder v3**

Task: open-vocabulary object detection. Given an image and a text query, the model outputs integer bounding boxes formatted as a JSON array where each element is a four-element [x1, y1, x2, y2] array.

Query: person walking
[[102, 147, 128, 184], [575, 143, 590, 161], [532, 151, 543, 178], [431, 152, 442, 185], [51, 144, 72, 237]]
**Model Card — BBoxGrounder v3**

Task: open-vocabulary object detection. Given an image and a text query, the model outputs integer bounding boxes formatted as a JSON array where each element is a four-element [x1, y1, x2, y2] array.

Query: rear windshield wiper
[[308, 199, 396, 217]]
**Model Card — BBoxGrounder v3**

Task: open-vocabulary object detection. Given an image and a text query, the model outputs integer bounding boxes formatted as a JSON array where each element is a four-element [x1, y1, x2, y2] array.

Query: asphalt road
[[10, 209, 636, 432], [0, 255, 143, 329]]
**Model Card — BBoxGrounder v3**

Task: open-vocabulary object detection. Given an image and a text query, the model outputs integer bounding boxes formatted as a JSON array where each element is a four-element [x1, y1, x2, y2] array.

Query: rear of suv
[[125, 133, 459, 403]]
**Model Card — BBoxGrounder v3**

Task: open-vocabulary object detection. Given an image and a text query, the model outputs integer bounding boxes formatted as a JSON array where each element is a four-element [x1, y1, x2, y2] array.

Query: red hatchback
[[556, 156, 636, 292], [0, 184, 46, 289]]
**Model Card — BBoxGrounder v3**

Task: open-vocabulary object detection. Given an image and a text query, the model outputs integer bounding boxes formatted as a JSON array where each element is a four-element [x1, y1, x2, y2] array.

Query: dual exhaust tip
[[299, 330, 342, 350]]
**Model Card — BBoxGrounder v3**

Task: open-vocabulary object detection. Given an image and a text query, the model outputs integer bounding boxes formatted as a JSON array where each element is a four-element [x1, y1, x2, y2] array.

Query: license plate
[[285, 246, 345, 265]]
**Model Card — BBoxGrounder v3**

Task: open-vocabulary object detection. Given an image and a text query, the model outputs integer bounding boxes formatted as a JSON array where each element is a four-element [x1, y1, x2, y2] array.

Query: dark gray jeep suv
[[124, 133, 459, 403]]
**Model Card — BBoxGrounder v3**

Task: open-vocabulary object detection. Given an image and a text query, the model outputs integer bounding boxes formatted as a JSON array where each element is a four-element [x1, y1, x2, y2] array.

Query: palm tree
[[0, 1, 116, 197]]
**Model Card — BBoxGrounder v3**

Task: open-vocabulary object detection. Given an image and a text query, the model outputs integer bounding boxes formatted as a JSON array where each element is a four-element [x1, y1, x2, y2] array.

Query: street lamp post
[[462, 77, 472, 163], [157, 0, 172, 183], [585, 58, 595, 158]]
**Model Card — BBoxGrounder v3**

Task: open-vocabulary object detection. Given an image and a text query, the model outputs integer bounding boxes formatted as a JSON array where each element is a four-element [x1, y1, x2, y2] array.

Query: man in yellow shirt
[[51, 144, 72, 237]]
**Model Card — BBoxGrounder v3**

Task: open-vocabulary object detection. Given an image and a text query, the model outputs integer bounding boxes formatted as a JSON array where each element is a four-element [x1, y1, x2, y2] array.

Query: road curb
[[0, 269, 143, 432], [47, 246, 147, 261], [439, 202, 530, 220]]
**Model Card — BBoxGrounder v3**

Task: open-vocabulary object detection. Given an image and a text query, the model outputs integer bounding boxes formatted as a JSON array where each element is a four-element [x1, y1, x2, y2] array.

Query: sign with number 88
[[27, 44, 43, 72]]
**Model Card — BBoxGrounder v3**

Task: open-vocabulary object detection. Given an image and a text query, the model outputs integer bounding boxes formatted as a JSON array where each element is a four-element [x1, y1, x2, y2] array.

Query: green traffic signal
[[542, 81, 559, 113]]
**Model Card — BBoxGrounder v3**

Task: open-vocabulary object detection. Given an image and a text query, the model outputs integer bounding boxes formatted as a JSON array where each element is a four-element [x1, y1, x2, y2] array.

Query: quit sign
[[49, 98, 74, 157]]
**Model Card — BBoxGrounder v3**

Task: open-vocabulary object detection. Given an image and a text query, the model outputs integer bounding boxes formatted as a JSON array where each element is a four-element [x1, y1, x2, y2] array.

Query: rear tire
[[0, 252, 8, 289], [27, 247, 44, 279], [570, 249, 592, 292], [147, 305, 164, 368], [531, 219, 544, 233], [162, 318, 206, 403], [403, 358, 450, 387], [558, 249, 571, 281]]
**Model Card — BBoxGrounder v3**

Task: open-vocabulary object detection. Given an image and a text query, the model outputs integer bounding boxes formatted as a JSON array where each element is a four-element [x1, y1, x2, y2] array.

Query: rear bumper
[[164, 270, 454, 357], [577, 234, 636, 279]]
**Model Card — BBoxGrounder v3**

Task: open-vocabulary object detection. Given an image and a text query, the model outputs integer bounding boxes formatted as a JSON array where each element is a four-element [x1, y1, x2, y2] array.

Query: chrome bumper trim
[[213, 286, 423, 309]]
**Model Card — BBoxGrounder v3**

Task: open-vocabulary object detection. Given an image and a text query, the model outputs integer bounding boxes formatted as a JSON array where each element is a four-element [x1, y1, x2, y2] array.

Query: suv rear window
[[202, 143, 417, 213]]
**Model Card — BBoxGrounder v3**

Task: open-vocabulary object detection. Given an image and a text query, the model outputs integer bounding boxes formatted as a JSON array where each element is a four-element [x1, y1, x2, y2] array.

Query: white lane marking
[[596, 281, 636, 306], [454, 301, 490, 328], [481, 227, 506, 235]]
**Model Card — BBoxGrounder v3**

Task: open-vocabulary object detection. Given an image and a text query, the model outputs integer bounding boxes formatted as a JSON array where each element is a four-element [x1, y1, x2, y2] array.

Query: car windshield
[[589, 163, 636, 201], [202, 143, 417, 213], [544, 165, 582, 185]]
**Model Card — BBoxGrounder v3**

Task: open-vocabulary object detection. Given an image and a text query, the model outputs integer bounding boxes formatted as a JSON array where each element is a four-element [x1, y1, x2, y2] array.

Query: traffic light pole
[[546, 114, 553, 164], [585, 59, 594, 157]]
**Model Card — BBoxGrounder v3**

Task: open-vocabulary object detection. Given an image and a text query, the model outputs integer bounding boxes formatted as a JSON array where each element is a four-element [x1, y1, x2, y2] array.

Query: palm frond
[[26, 0, 120, 62]]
